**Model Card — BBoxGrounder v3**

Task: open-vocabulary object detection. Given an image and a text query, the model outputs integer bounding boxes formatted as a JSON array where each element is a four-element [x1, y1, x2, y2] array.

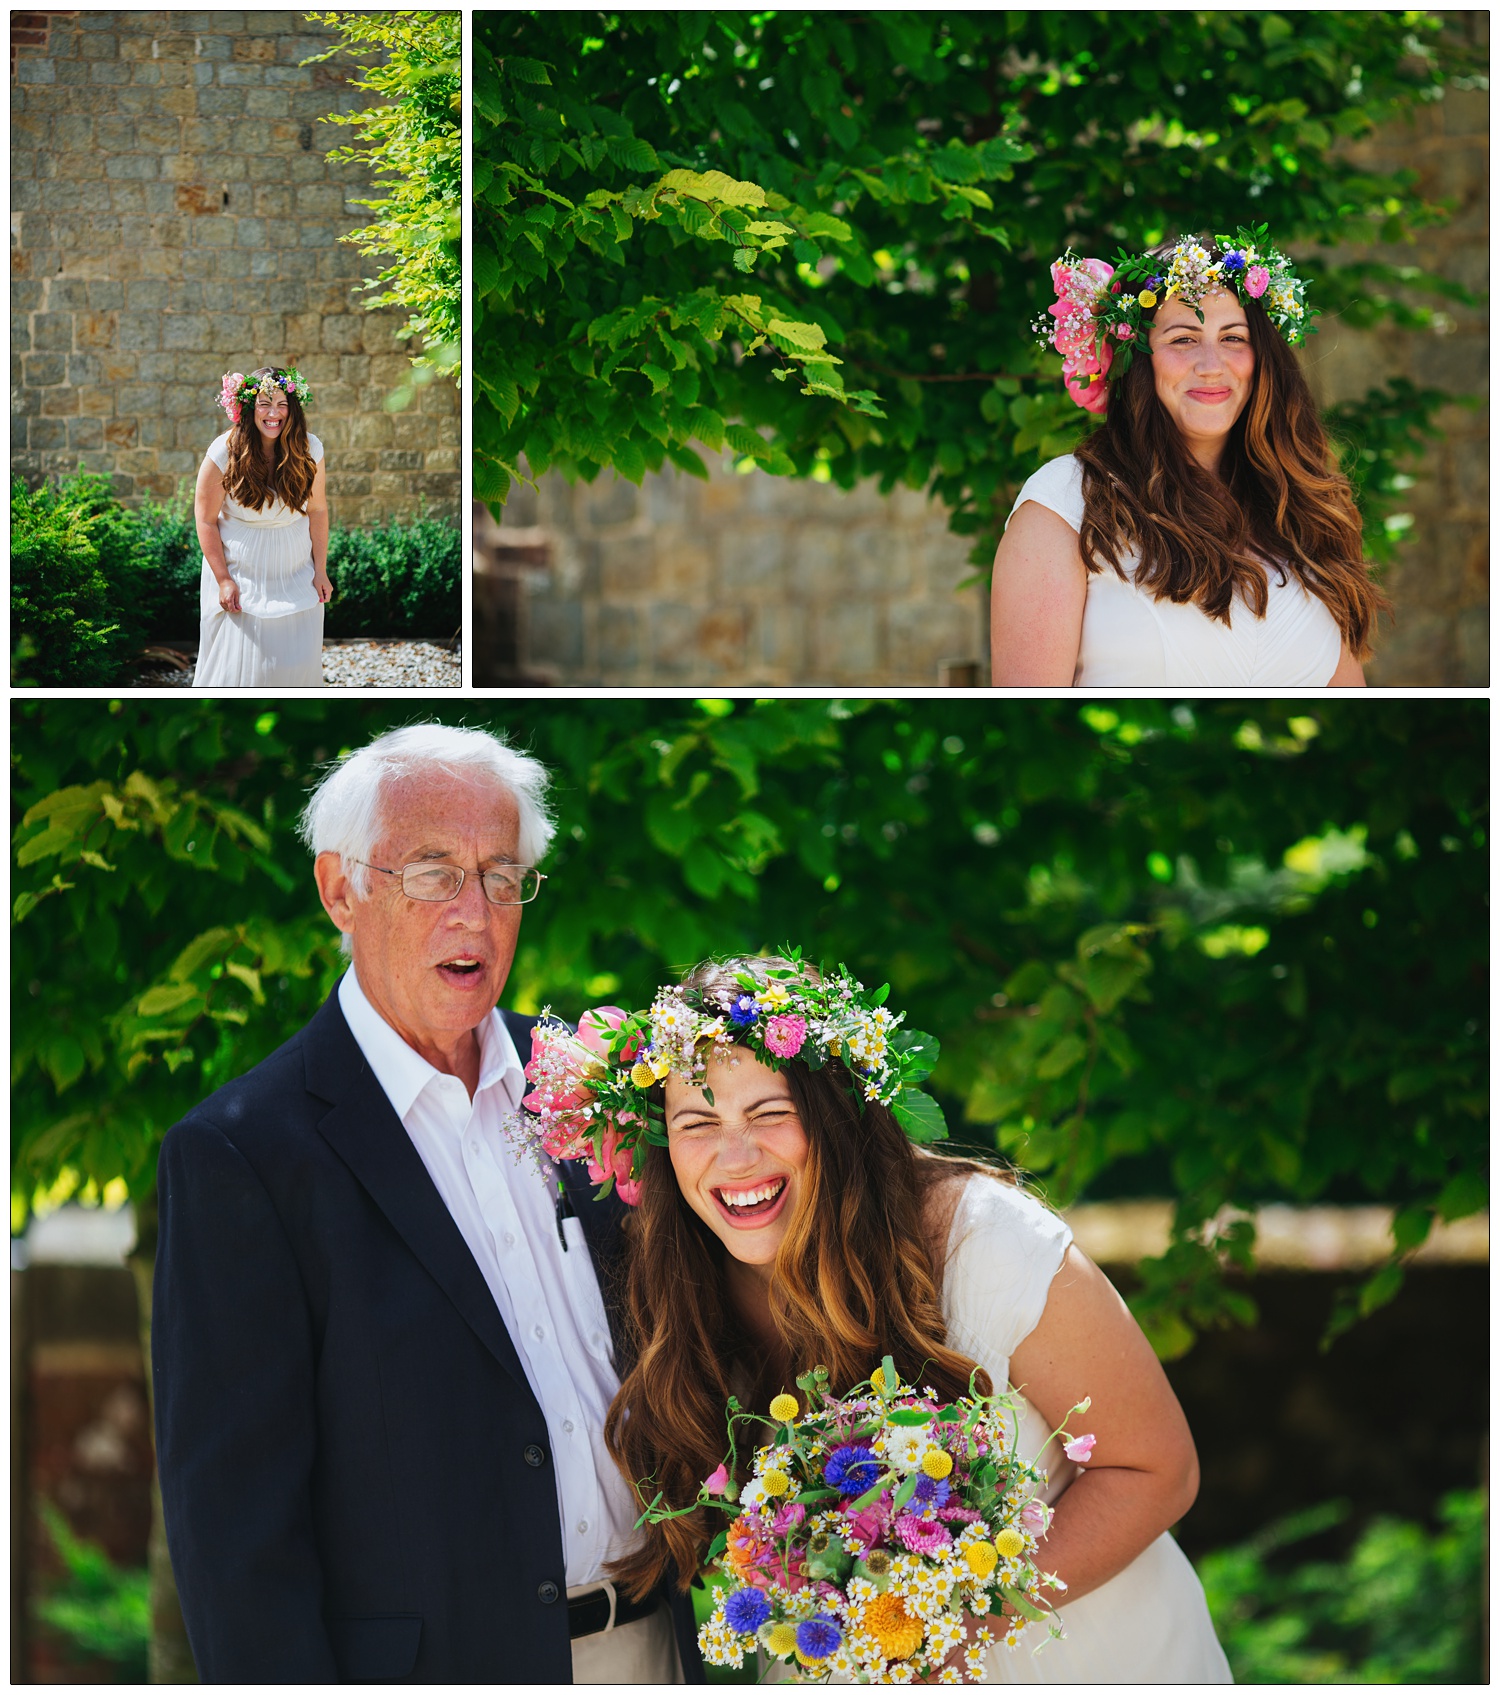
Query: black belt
[[568, 1584, 661, 1640]]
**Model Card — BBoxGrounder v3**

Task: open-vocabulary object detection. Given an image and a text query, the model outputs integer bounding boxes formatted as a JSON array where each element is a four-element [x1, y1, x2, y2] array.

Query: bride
[[193, 366, 332, 687], [992, 228, 1386, 687], [554, 955, 1233, 1682]]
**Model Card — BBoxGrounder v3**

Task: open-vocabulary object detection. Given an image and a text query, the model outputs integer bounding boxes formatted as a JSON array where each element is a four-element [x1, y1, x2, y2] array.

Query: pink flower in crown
[[763, 1014, 807, 1059], [586, 1119, 642, 1207], [218, 371, 245, 423], [521, 1022, 613, 1163], [1062, 338, 1112, 414], [1114, 322, 1135, 340], [1244, 265, 1270, 299], [577, 1004, 641, 1065]]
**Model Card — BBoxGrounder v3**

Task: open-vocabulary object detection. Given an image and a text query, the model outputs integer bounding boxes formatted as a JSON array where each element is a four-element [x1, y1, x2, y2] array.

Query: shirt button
[[563, 1420, 574, 1434], [503, 1232, 515, 1247], [469, 1139, 480, 1154], [533, 1324, 545, 1340], [537, 1580, 560, 1605], [577, 1519, 589, 1535], [523, 1444, 546, 1468]]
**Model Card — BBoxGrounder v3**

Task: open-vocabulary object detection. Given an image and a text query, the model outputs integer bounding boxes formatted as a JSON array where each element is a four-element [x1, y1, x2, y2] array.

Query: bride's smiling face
[[666, 1049, 808, 1275], [252, 384, 289, 446]]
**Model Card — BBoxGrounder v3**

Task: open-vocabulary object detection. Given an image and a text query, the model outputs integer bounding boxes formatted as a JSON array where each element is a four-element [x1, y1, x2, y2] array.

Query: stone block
[[12, 320, 33, 356], [165, 281, 206, 312], [135, 416, 175, 449], [250, 314, 287, 349], [162, 314, 212, 350], [30, 417, 68, 450], [244, 153, 290, 183], [288, 154, 325, 185], [31, 313, 73, 352], [158, 449, 197, 474], [105, 153, 159, 181], [67, 416, 104, 450], [42, 277, 90, 312], [24, 352, 66, 386], [57, 149, 106, 182], [265, 64, 314, 90], [73, 311, 117, 350], [11, 417, 29, 450], [217, 63, 266, 88], [17, 60, 56, 84], [118, 313, 162, 352], [87, 60, 130, 85], [196, 32, 233, 60], [321, 314, 365, 354], [190, 217, 237, 248], [244, 87, 291, 120], [197, 87, 247, 117], [529, 600, 586, 669], [79, 388, 115, 419], [179, 251, 215, 280], [264, 281, 307, 312], [294, 182, 345, 218], [108, 182, 148, 214], [40, 384, 80, 416], [12, 281, 44, 314]]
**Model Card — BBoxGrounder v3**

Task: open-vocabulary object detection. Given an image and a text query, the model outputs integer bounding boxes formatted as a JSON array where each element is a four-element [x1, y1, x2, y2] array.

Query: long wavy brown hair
[[222, 366, 317, 513], [1074, 240, 1388, 659], [604, 956, 1011, 1599]]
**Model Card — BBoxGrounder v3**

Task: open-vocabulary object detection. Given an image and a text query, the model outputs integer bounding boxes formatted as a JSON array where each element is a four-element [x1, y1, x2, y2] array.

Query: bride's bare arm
[[1008, 1246, 1199, 1610], [1328, 643, 1366, 686], [989, 502, 1088, 686], [194, 458, 238, 614]]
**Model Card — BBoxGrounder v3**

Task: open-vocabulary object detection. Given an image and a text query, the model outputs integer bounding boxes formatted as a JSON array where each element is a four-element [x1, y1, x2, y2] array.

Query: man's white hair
[[298, 723, 556, 921]]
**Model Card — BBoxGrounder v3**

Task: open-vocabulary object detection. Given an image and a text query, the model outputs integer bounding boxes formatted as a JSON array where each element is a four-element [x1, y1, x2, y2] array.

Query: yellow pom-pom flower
[[630, 1060, 657, 1089], [870, 1365, 898, 1394], [1137, 289, 1157, 308], [994, 1527, 1026, 1559], [769, 1393, 800, 1422], [761, 1468, 790, 1497], [920, 1448, 953, 1479], [964, 1541, 998, 1579], [863, 1592, 926, 1662], [765, 1622, 799, 1657]]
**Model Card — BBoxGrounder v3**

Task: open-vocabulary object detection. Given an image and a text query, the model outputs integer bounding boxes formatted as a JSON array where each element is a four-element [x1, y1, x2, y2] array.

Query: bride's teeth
[[722, 1180, 784, 1209]]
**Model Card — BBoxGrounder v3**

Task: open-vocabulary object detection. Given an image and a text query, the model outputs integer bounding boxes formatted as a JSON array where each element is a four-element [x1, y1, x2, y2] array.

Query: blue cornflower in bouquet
[[723, 1586, 772, 1633], [824, 1443, 881, 1495]]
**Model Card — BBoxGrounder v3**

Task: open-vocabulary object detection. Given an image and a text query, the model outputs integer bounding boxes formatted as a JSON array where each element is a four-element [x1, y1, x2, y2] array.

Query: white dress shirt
[[338, 967, 640, 1585]]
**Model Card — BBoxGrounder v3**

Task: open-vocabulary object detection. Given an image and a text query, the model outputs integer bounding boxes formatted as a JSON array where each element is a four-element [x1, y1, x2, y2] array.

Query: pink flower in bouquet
[[1020, 1499, 1051, 1536], [1063, 1432, 1096, 1463], [577, 1004, 641, 1064], [1244, 265, 1270, 299], [771, 1500, 807, 1537], [843, 1496, 893, 1554], [893, 1513, 952, 1556], [763, 1014, 807, 1059], [704, 1463, 730, 1496], [587, 1121, 642, 1207]]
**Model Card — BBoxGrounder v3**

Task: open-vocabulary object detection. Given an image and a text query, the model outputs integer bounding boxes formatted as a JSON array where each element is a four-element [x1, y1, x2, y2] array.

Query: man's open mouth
[[713, 1177, 788, 1223], [436, 958, 485, 983]]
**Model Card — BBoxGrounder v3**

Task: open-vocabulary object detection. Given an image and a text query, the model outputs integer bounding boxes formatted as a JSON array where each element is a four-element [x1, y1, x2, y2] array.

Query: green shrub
[[1198, 1489, 1487, 1683], [12, 473, 462, 679], [10, 475, 140, 686], [324, 510, 461, 638], [35, 1503, 150, 1681]]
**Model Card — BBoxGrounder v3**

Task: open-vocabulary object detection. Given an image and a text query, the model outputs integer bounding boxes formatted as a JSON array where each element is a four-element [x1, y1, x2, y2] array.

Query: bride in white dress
[[991, 229, 1387, 688], [193, 366, 332, 687], [602, 955, 1233, 1683]]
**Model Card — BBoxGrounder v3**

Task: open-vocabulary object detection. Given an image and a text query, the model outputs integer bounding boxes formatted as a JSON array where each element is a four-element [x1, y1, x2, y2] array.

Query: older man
[[152, 724, 696, 1683]]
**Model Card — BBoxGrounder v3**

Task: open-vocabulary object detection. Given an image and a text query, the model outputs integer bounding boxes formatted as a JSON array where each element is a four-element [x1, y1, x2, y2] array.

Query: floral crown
[[217, 366, 312, 425], [512, 950, 948, 1205], [1033, 225, 1316, 414]]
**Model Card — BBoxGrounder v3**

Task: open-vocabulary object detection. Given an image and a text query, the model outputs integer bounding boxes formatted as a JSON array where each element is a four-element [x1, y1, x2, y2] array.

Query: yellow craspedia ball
[[766, 1622, 799, 1657], [870, 1365, 898, 1394], [769, 1392, 800, 1422], [994, 1527, 1026, 1560], [965, 1541, 999, 1579], [630, 1060, 656, 1088], [761, 1468, 790, 1497], [1137, 289, 1157, 308], [920, 1448, 953, 1479]]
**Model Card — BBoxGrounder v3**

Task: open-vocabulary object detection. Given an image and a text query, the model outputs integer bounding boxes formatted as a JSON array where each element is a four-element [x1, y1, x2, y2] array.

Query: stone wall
[[474, 464, 988, 687], [11, 10, 458, 526], [1304, 12, 1489, 686]]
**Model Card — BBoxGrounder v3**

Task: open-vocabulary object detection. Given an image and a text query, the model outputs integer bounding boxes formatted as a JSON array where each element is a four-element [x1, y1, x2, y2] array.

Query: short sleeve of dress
[[942, 1176, 1073, 1367], [204, 432, 231, 472], [307, 432, 324, 465], [1005, 453, 1085, 536]]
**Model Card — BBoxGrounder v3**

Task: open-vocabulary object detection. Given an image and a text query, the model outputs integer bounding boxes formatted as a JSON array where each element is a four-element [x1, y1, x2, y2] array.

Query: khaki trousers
[[568, 1583, 683, 1684]]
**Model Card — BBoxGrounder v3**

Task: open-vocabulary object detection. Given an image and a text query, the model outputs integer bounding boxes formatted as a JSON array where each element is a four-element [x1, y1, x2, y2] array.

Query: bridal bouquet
[[640, 1357, 1093, 1683]]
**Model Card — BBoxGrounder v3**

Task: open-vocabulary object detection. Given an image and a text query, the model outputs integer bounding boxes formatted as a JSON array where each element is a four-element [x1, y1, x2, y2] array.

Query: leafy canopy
[[306, 11, 462, 399], [475, 11, 1481, 571], [11, 699, 1486, 1356]]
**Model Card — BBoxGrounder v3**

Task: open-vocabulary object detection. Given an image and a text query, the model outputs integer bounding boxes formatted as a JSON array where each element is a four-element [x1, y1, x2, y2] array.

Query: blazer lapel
[[301, 992, 531, 1391]]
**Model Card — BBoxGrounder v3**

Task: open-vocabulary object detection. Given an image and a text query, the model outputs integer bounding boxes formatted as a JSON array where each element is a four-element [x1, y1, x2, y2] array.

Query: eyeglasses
[[354, 860, 546, 906]]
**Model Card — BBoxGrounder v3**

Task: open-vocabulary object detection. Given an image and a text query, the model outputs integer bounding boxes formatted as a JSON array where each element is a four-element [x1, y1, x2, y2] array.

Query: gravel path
[[131, 640, 462, 690]]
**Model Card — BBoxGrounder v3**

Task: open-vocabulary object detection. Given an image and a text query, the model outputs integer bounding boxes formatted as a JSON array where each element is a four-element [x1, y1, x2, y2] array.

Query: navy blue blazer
[[153, 988, 704, 1683]]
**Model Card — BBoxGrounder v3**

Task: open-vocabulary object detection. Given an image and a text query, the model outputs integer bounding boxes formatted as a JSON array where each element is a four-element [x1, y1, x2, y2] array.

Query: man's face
[[318, 770, 524, 1057]]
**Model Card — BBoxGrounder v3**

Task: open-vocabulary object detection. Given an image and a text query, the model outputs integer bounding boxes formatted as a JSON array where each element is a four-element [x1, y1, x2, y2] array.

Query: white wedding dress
[[193, 431, 325, 687], [1007, 453, 1343, 687], [942, 1177, 1232, 1683]]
